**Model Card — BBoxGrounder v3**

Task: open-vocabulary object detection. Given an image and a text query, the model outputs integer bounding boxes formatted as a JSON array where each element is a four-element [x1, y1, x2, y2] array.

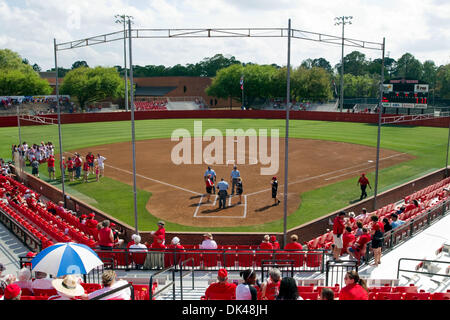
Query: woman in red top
[[348, 228, 371, 264], [82, 161, 90, 183], [370, 215, 384, 267], [260, 235, 273, 250], [67, 157, 74, 181], [97, 220, 114, 250], [260, 268, 281, 300], [339, 271, 368, 300]]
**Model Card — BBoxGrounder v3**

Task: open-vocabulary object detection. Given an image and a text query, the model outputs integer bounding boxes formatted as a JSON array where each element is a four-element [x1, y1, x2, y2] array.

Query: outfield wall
[[10, 165, 448, 247], [1, 110, 449, 128]]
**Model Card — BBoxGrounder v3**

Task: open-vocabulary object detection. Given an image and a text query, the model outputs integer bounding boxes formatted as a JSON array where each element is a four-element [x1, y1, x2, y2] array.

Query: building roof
[[135, 86, 177, 97]]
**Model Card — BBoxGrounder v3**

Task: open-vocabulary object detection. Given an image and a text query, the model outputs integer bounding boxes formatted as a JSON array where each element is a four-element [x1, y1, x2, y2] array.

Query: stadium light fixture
[[335, 15, 353, 113]]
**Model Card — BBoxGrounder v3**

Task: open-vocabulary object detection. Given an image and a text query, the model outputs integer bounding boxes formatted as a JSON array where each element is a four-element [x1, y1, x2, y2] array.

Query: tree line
[[1, 48, 450, 109]]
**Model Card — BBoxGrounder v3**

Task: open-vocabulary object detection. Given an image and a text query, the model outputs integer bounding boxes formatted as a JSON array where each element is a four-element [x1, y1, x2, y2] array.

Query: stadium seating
[[135, 100, 168, 111]]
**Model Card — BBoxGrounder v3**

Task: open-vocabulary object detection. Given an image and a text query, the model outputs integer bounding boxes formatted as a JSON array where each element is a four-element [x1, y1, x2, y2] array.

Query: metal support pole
[[123, 20, 129, 112], [445, 117, 450, 177], [283, 19, 291, 247], [54, 38, 66, 207], [340, 21, 345, 113], [373, 37, 385, 210], [128, 20, 139, 234]]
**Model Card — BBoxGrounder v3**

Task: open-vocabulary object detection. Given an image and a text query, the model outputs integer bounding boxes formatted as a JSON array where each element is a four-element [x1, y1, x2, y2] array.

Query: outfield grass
[[0, 119, 447, 232]]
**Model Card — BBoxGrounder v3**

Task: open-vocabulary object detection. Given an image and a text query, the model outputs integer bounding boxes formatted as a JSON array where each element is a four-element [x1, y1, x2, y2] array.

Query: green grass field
[[0, 119, 448, 233]]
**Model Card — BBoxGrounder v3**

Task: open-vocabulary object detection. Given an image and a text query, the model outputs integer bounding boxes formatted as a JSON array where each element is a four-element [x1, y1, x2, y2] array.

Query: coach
[[217, 178, 229, 209], [204, 166, 217, 194]]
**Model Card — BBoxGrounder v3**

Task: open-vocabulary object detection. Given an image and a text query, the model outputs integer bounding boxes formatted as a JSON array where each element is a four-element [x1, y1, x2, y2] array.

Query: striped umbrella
[[31, 242, 103, 277]]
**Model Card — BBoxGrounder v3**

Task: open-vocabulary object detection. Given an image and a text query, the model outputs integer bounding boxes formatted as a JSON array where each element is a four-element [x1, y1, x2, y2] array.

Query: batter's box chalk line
[[194, 195, 247, 218]]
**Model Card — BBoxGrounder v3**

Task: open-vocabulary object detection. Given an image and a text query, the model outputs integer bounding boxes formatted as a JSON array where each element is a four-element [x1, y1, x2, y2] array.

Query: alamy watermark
[[171, 121, 279, 175]]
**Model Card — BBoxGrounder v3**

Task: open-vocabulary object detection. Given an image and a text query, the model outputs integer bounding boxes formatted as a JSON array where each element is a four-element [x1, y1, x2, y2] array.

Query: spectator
[[150, 221, 166, 246], [204, 268, 236, 300], [1, 284, 21, 300], [126, 234, 138, 249], [97, 154, 107, 178], [31, 271, 53, 293], [0, 263, 16, 295], [13, 268, 32, 293], [128, 235, 148, 252], [83, 270, 131, 300], [332, 211, 346, 262], [390, 213, 405, 229], [341, 226, 356, 256], [348, 228, 371, 264], [110, 223, 125, 247], [339, 271, 369, 300], [347, 212, 356, 226], [276, 277, 302, 300], [355, 208, 368, 220], [320, 288, 335, 300], [270, 235, 280, 250], [260, 235, 273, 250], [31, 157, 39, 177], [168, 237, 184, 250], [97, 220, 114, 251], [260, 268, 281, 300], [354, 221, 364, 237], [150, 235, 166, 249], [236, 269, 258, 301], [370, 215, 384, 267], [47, 155, 55, 180], [49, 275, 85, 300], [284, 234, 303, 250], [383, 218, 392, 233], [200, 233, 218, 249]]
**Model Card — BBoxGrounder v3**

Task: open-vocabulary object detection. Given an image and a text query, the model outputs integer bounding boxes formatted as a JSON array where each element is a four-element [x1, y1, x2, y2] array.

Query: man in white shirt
[[97, 153, 107, 177], [200, 233, 218, 249]]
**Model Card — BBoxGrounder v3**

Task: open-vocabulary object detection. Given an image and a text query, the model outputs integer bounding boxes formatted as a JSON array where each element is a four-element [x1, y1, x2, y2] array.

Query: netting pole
[[445, 117, 450, 177], [54, 38, 66, 207], [283, 19, 291, 248], [373, 37, 385, 210], [128, 20, 139, 234]]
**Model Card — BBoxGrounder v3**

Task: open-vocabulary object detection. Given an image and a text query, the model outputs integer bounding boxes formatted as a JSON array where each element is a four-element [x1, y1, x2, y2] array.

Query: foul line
[[246, 152, 408, 197], [64, 151, 202, 196]]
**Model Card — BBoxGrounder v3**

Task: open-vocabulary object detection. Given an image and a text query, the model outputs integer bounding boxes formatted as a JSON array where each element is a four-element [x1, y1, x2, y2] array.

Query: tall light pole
[[335, 16, 353, 113], [115, 14, 133, 112]]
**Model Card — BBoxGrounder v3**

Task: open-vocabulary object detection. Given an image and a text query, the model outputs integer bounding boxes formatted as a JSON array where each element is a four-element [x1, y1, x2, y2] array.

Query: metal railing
[[325, 260, 358, 287], [149, 266, 177, 300], [363, 199, 449, 265], [0, 206, 42, 252], [179, 257, 195, 301]]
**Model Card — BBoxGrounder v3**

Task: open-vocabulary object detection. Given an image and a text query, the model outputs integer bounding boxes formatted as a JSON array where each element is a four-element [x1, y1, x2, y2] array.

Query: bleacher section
[[1, 170, 450, 300], [135, 99, 168, 111]]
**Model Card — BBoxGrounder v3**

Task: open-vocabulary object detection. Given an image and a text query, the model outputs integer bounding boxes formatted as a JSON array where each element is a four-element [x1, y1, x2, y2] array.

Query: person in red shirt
[[47, 155, 55, 180], [370, 215, 384, 267], [97, 220, 114, 251], [82, 160, 90, 183], [205, 174, 214, 203], [67, 157, 75, 181], [204, 268, 236, 300], [260, 235, 273, 250], [332, 211, 346, 262], [341, 226, 356, 256], [284, 234, 303, 250], [357, 172, 371, 201], [86, 152, 95, 175], [260, 268, 281, 300], [270, 235, 280, 250], [151, 221, 166, 246], [339, 271, 368, 300], [348, 228, 371, 264], [74, 153, 82, 179]]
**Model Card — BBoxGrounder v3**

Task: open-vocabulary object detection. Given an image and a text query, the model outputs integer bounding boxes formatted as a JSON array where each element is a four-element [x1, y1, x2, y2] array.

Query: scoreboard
[[382, 79, 429, 109]]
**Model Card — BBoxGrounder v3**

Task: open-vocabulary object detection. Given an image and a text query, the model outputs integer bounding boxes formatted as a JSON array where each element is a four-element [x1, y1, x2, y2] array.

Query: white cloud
[[1, 0, 449, 71]]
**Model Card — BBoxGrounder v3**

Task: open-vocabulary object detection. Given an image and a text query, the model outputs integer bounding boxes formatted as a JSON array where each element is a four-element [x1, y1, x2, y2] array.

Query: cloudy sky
[[1, 0, 449, 71]]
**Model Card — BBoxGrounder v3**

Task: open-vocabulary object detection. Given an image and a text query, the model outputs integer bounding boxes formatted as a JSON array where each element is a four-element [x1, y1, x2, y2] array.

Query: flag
[[240, 76, 244, 91]]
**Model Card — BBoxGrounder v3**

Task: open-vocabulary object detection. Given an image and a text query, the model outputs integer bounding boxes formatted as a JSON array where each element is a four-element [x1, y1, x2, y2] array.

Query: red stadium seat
[[376, 292, 404, 300], [237, 250, 254, 268], [33, 288, 57, 297], [297, 285, 315, 293], [431, 292, 450, 300], [392, 285, 418, 294], [404, 292, 430, 300]]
